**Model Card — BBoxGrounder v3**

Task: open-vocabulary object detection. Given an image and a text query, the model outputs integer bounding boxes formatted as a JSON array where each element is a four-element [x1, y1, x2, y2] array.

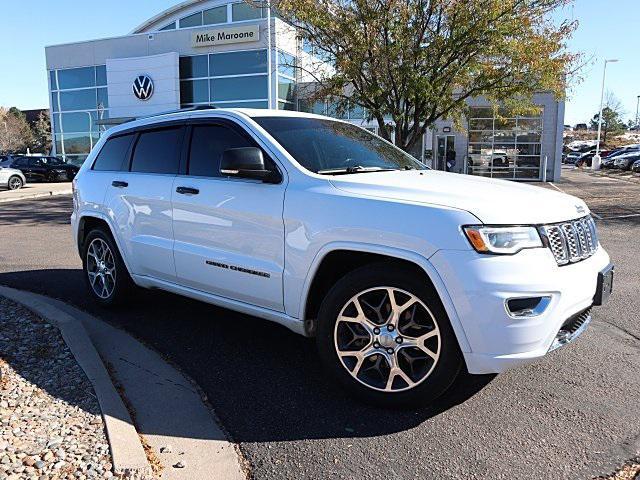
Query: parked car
[[631, 159, 640, 173], [2, 156, 79, 182], [601, 157, 617, 169], [575, 151, 597, 167], [71, 108, 613, 407], [0, 166, 26, 190], [613, 153, 640, 170], [564, 150, 584, 164]]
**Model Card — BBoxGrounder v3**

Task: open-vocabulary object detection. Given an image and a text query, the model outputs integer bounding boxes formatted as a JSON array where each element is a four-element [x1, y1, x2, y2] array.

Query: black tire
[[82, 227, 134, 306], [7, 176, 23, 190], [316, 262, 464, 408]]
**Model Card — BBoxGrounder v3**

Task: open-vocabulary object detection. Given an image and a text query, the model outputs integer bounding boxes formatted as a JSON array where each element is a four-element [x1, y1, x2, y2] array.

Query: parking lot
[[0, 168, 638, 480]]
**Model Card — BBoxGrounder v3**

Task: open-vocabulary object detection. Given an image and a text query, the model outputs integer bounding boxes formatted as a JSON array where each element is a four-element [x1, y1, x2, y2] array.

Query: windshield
[[254, 117, 426, 174]]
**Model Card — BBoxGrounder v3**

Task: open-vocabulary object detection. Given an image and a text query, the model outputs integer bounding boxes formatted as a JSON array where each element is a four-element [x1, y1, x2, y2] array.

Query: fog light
[[505, 296, 551, 318]]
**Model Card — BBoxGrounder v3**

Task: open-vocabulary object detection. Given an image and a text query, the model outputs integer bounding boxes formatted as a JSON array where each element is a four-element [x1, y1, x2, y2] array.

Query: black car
[[601, 156, 617, 169], [1, 156, 79, 182], [631, 159, 640, 173]]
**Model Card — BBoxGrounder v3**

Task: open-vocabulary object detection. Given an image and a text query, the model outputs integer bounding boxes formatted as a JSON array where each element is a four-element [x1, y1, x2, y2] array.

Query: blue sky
[[0, 0, 637, 126]]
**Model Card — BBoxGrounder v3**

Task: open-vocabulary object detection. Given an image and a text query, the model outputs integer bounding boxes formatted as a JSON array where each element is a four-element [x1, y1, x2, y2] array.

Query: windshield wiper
[[317, 166, 397, 175]]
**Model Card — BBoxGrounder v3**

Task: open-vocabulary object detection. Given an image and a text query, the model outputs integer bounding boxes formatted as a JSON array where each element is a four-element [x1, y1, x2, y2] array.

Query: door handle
[[176, 186, 199, 195], [112, 180, 128, 188]]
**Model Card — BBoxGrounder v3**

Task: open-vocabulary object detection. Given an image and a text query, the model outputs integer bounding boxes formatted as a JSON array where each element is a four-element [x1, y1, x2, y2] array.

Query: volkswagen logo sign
[[133, 75, 154, 101]]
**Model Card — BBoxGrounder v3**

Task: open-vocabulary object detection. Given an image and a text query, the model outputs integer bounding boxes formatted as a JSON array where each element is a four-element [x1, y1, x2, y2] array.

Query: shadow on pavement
[[0, 195, 72, 226], [0, 268, 494, 443]]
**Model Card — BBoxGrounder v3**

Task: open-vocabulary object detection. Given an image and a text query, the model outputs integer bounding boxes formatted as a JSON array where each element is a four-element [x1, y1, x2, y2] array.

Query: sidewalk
[[0, 183, 72, 203], [0, 287, 246, 480], [0, 296, 115, 479]]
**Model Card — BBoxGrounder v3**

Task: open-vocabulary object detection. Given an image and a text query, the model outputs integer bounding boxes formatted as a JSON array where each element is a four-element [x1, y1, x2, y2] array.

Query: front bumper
[[430, 245, 611, 374]]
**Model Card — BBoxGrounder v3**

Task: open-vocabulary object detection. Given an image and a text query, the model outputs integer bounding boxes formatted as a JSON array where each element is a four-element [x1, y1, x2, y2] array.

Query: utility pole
[[593, 59, 618, 170]]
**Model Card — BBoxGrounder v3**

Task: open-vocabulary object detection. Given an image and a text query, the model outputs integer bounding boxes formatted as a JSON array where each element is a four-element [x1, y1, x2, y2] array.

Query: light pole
[[635, 95, 639, 129], [592, 58, 618, 170]]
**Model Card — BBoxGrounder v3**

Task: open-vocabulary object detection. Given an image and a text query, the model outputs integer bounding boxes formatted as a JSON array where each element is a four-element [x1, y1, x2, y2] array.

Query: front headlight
[[463, 226, 543, 255]]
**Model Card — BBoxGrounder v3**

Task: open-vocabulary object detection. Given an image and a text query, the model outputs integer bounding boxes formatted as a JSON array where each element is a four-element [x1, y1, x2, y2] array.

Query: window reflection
[[467, 107, 543, 180]]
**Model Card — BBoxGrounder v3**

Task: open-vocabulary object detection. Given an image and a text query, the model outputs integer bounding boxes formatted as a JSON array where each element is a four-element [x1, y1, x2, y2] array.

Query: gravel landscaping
[[0, 296, 114, 480]]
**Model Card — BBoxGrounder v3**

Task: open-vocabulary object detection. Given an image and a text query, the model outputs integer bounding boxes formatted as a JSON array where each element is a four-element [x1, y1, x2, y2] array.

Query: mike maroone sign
[[192, 25, 260, 47]]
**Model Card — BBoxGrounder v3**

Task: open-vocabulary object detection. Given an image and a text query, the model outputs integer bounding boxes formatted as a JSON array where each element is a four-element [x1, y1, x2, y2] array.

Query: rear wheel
[[82, 227, 134, 306], [7, 176, 23, 190], [316, 262, 464, 408]]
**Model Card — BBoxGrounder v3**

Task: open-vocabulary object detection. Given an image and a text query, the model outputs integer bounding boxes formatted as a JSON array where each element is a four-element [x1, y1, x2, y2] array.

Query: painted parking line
[[599, 213, 640, 220]]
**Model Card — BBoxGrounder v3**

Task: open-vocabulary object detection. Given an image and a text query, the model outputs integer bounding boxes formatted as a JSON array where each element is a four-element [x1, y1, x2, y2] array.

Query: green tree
[[31, 110, 52, 154], [590, 92, 626, 145], [270, 0, 578, 152]]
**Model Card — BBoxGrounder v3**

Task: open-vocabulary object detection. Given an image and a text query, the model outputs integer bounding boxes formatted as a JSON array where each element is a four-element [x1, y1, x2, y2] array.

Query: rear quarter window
[[93, 134, 135, 171]]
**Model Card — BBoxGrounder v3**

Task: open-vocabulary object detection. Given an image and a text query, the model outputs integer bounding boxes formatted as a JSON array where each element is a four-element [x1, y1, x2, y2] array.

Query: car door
[[28, 158, 48, 181], [171, 119, 286, 312], [103, 123, 185, 282], [13, 158, 31, 179]]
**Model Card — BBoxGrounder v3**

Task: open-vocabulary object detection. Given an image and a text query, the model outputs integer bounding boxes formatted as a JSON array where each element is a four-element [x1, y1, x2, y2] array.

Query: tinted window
[[93, 134, 135, 171], [131, 128, 183, 174], [188, 124, 252, 177], [14, 159, 28, 167]]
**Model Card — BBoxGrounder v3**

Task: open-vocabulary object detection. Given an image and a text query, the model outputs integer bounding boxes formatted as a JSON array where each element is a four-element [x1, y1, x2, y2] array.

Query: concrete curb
[[0, 188, 72, 203], [0, 286, 247, 480], [0, 286, 152, 479]]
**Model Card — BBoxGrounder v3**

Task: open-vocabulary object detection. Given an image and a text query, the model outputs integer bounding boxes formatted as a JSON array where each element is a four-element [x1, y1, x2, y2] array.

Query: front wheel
[[316, 263, 464, 408], [7, 176, 23, 190]]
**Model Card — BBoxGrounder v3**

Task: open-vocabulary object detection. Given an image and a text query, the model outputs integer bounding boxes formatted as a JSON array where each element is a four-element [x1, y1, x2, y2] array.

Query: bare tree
[[0, 107, 33, 154]]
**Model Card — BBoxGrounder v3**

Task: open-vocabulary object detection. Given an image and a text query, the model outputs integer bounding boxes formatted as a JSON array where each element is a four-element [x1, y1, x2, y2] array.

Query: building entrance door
[[436, 135, 456, 171]]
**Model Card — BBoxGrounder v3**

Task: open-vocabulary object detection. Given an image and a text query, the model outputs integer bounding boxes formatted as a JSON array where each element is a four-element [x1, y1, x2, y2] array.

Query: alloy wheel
[[86, 238, 116, 299], [334, 287, 441, 392], [8, 177, 22, 190]]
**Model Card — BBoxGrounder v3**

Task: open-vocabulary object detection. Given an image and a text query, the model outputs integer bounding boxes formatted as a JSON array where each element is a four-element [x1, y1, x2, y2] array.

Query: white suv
[[72, 108, 613, 407]]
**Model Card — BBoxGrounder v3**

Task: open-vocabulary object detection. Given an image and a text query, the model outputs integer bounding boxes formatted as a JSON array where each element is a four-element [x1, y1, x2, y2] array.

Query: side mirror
[[220, 147, 280, 183]]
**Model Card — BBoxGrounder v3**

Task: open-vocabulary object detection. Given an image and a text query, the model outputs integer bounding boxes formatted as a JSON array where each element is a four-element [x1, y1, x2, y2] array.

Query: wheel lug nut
[[395, 337, 403, 344], [373, 328, 380, 335], [387, 325, 394, 331], [373, 342, 380, 348], [386, 348, 394, 354]]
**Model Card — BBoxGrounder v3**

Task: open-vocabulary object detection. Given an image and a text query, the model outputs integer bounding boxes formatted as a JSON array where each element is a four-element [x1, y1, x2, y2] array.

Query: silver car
[[0, 165, 26, 190]]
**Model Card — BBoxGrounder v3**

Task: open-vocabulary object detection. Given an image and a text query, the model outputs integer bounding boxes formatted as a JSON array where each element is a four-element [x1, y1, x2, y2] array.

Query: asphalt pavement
[[0, 169, 638, 480]]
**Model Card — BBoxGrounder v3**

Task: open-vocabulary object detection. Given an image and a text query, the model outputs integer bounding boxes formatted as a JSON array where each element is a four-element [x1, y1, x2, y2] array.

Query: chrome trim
[[540, 215, 598, 266], [504, 296, 552, 318], [548, 310, 592, 352]]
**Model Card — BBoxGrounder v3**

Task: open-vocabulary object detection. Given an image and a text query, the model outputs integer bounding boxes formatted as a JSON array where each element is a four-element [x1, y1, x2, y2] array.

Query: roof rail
[[96, 106, 218, 128], [136, 105, 217, 120]]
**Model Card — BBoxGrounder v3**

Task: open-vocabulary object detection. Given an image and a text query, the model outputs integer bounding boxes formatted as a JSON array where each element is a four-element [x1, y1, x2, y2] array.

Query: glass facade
[[180, 49, 295, 111], [163, 2, 269, 31], [466, 107, 543, 180], [50, 65, 109, 165]]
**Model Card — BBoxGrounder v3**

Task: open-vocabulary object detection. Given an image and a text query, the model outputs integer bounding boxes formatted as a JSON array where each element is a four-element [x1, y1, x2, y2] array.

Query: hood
[[329, 170, 589, 225]]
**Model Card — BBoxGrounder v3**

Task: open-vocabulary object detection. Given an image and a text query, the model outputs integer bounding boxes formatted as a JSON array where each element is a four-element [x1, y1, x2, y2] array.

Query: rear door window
[[188, 124, 253, 177], [93, 134, 135, 171], [131, 127, 183, 174]]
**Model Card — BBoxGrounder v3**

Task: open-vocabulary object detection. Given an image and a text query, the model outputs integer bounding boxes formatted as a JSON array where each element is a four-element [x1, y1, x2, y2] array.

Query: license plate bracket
[[593, 264, 614, 306]]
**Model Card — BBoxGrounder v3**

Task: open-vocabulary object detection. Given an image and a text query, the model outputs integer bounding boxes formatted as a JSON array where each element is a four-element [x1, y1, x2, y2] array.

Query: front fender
[[296, 241, 471, 353]]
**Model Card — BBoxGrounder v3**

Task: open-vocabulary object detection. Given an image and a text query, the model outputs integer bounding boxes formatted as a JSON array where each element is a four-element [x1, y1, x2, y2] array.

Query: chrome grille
[[541, 215, 598, 266]]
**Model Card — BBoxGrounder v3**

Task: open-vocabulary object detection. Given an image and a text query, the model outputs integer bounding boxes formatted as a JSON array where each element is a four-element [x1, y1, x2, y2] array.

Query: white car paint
[[71, 108, 610, 375], [0, 167, 26, 190]]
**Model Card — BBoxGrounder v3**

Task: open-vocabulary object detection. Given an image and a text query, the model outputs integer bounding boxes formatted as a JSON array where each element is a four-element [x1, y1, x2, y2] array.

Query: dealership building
[[45, 0, 565, 181]]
